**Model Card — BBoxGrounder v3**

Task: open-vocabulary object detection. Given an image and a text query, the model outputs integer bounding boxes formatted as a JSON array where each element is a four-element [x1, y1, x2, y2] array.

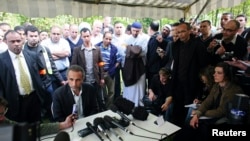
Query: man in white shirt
[[40, 25, 71, 89]]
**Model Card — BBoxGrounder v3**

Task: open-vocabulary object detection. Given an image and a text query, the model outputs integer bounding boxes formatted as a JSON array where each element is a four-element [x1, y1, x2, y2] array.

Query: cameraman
[[207, 20, 247, 66], [145, 68, 173, 121]]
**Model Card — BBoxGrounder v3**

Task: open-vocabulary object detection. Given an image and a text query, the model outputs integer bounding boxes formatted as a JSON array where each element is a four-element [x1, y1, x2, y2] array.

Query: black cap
[[150, 21, 159, 31]]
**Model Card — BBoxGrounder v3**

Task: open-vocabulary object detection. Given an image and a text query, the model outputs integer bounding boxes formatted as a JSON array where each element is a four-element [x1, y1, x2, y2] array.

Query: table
[[41, 110, 181, 141]]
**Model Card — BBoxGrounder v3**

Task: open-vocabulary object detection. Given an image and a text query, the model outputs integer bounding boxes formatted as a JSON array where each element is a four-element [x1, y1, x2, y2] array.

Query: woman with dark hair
[[174, 62, 244, 141], [197, 65, 215, 102], [185, 65, 215, 124]]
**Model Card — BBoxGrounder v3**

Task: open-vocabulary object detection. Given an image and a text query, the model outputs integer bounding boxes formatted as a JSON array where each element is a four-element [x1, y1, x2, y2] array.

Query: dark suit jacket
[[71, 46, 104, 83], [213, 33, 248, 64], [23, 43, 64, 88], [52, 83, 99, 122], [0, 50, 45, 121], [171, 36, 208, 104]]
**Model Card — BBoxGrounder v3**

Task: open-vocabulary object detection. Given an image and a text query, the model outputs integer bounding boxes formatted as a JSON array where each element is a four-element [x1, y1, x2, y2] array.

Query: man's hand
[[161, 102, 169, 111], [61, 81, 68, 85], [59, 114, 76, 130], [148, 89, 157, 101], [215, 45, 225, 55], [100, 79, 105, 87], [225, 58, 248, 71], [208, 39, 218, 50]]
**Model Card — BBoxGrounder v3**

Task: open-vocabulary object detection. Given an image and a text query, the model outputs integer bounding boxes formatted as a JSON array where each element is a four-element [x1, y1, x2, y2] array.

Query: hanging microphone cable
[[133, 124, 168, 137], [104, 115, 162, 141], [110, 104, 168, 137], [131, 133, 162, 140]]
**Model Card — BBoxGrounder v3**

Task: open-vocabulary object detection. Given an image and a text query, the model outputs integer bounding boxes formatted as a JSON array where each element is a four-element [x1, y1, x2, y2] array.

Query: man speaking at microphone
[[52, 65, 99, 122]]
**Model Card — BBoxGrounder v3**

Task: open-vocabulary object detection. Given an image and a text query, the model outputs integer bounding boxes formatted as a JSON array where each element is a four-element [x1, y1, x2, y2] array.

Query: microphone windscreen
[[93, 117, 104, 127], [103, 117, 116, 129], [54, 131, 70, 141], [113, 96, 135, 115], [132, 106, 149, 121], [104, 116, 114, 125]]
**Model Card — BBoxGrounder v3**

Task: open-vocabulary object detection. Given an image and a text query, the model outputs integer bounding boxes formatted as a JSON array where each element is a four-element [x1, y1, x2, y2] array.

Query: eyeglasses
[[0, 108, 8, 116]]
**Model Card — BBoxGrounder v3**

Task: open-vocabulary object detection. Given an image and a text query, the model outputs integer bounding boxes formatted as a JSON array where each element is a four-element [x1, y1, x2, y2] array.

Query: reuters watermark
[[209, 125, 249, 140], [212, 129, 247, 136]]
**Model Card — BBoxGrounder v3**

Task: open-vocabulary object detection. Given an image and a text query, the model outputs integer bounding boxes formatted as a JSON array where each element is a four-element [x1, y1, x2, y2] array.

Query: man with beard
[[208, 20, 247, 65], [122, 21, 149, 107], [23, 25, 66, 120]]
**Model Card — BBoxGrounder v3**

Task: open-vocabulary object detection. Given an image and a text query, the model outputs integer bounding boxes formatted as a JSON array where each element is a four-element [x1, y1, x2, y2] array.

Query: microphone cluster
[[78, 97, 166, 140], [79, 115, 129, 141], [78, 114, 167, 141], [111, 97, 168, 137]]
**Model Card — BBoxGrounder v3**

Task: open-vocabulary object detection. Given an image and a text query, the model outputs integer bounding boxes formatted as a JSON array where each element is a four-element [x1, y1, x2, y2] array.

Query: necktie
[[16, 55, 32, 94]]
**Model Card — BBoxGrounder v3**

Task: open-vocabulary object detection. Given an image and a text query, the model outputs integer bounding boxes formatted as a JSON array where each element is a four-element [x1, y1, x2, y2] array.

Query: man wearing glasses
[[208, 20, 248, 65]]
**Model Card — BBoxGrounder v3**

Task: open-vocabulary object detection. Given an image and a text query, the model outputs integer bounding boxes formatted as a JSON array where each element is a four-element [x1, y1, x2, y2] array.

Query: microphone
[[110, 104, 136, 126], [104, 115, 134, 135], [54, 131, 70, 141], [112, 104, 163, 136], [93, 117, 112, 141], [86, 122, 104, 141], [103, 117, 124, 141], [78, 127, 93, 138]]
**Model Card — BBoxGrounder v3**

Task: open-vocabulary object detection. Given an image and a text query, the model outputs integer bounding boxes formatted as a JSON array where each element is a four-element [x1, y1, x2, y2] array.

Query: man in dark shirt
[[52, 65, 98, 122], [23, 25, 66, 120], [146, 68, 173, 121], [208, 20, 247, 65], [170, 22, 208, 127]]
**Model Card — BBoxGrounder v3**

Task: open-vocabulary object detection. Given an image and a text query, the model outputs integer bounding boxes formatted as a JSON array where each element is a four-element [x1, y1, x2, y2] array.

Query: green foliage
[[0, 12, 28, 28], [0, 0, 249, 31], [198, 0, 250, 26]]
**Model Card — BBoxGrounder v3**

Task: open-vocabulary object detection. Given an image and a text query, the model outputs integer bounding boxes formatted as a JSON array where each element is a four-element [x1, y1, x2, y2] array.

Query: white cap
[[163, 24, 172, 31]]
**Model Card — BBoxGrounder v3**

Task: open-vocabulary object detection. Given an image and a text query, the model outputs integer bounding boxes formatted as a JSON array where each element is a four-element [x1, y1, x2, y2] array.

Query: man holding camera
[[208, 20, 247, 65], [146, 21, 168, 87]]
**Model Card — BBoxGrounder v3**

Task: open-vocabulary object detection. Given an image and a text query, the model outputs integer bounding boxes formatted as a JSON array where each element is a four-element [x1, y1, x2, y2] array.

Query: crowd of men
[[0, 14, 250, 139]]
